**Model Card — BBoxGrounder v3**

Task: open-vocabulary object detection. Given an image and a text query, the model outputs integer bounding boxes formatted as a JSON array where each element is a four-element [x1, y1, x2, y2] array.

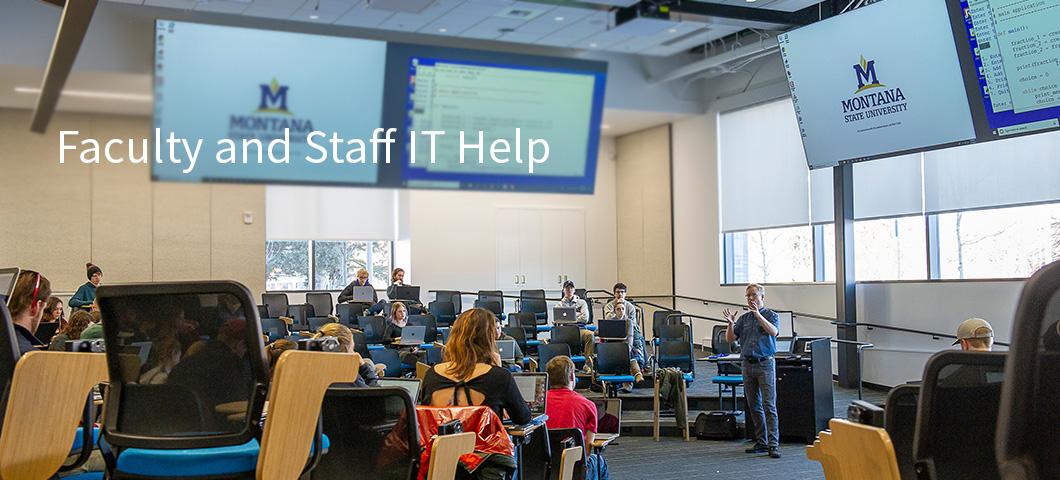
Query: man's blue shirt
[[733, 308, 780, 359]]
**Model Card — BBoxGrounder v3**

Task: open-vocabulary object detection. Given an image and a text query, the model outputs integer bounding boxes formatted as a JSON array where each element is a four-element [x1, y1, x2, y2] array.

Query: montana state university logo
[[853, 55, 885, 94], [257, 78, 291, 114]]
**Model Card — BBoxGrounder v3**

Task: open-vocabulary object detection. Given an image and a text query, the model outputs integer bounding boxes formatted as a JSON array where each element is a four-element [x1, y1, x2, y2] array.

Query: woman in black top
[[419, 308, 531, 425]]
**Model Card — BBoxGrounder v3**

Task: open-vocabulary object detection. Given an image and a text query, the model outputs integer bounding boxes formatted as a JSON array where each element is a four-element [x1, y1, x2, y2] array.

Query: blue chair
[[287, 304, 314, 332], [428, 301, 456, 328], [316, 386, 420, 479], [358, 316, 390, 344], [477, 290, 506, 321], [305, 292, 334, 318], [552, 325, 586, 367], [97, 281, 334, 479], [371, 349, 404, 378], [335, 304, 364, 328], [595, 342, 635, 398], [519, 296, 548, 324], [537, 344, 572, 373], [433, 291, 463, 315], [262, 292, 289, 318], [709, 325, 741, 408], [261, 317, 289, 343], [657, 324, 695, 383], [408, 314, 438, 343], [308, 316, 332, 332]]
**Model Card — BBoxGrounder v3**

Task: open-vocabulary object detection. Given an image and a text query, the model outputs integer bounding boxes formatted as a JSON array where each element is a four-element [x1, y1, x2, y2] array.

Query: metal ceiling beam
[[665, 1, 833, 28], [649, 36, 778, 85], [30, 0, 100, 133]]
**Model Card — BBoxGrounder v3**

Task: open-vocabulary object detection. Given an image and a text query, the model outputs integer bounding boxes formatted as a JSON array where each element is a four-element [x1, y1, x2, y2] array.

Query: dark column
[[834, 164, 860, 388]]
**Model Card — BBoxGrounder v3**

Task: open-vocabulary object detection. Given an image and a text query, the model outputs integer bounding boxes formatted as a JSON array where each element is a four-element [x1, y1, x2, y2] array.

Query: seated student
[[419, 308, 531, 425], [265, 338, 297, 375], [314, 323, 381, 387], [48, 309, 94, 351], [603, 302, 644, 391], [384, 268, 423, 314], [386, 301, 422, 366], [336, 268, 378, 305], [44, 296, 66, 329], [78, 309, 104, 340], [7, 270, 52, 356], [69, 263, 102, 311], [544, 356, 609, 480], [495, 315, 524, 372], [557, 280, 596, 361], [954, 317, 995, 352], [167, 318, 254, 423]]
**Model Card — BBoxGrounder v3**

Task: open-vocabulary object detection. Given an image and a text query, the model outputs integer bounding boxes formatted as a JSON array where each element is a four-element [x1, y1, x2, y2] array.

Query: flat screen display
[[152, 20, 388, 186], [778, 0, 978, 169], [385, 45, 606, 193], [949, 0, 1060, 139]]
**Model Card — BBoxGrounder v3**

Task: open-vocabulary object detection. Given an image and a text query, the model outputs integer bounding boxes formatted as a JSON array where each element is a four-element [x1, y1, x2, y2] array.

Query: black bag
[[694, 411, 740, 440]]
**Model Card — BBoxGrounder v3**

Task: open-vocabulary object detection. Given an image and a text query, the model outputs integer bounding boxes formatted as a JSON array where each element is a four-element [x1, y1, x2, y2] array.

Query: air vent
[[366, 0, 437, 14], [494, 6, 545, 20]]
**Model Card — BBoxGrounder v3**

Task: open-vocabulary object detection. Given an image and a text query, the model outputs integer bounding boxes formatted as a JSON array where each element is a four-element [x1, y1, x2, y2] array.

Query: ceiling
[[105, 0, 820, 56]]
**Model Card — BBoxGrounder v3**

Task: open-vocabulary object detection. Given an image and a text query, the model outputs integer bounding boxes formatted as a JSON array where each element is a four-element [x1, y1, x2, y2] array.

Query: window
[[854, 216, 928, 281], [266, 241, 309, 291], [937, 203, 1060, 279], [266, 240, 393, 291], [726, 226, 814, 283]]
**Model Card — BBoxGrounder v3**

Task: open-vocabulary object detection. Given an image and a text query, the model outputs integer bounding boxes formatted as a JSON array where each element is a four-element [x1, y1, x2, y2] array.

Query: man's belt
[[744, 355, 773, 364]]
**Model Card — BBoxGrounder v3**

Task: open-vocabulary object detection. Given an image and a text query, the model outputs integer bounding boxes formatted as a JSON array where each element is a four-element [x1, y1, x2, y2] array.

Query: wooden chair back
[[807, 431, 842, 480], [808, 419, 901, 480], [256, 351, 359, 480], [558, 446, 583, 480], [428, 432, 475, 480], [0, 352, 107, 480]]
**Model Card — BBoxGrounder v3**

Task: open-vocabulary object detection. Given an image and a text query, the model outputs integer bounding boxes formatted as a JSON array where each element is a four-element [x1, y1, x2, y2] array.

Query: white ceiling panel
[[376, 0, 459, 31], [458, 16, 533, 39], [291, 0, 360, 22], [497, 31, 545, 43], [193, 0, 252, 14], [334, 4, 396, 26], [241, 0, 305, 19], [143, 0, 198, 8], [515, 6, 593, 35], [106, 0, 145, 5]]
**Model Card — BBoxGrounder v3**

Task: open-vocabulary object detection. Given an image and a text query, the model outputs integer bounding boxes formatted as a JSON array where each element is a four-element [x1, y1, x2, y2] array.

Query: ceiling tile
[[193, 0, 252, 14], [143, 0, 198, 8], [334, 3, 396, 26], [242, 0, 306, 19], [290, 0, 360, 22]]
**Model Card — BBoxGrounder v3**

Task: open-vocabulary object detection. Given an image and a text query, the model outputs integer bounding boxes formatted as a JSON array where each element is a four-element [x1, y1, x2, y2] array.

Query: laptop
[[350, 286, 375, 303], [396, 325, 426, 346], [591, 398, 622, 439], [0, 267, 19, 306], [596, 319, 627, 341], [497, 339, 517, 362], [379, 378, 421, 401], [35, 322, 60, 343], [512, 372, 548, 421], [553, 307, 578, 324], [391, 285, 420, 303], [774, 336, 795, 358]]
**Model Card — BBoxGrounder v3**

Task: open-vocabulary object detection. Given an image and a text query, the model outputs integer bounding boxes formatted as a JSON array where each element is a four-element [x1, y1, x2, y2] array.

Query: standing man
[[724, 283, 781, 459]]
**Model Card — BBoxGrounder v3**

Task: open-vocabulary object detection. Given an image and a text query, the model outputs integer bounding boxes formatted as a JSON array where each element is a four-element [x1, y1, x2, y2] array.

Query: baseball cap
[[953, 317, 994, 345]]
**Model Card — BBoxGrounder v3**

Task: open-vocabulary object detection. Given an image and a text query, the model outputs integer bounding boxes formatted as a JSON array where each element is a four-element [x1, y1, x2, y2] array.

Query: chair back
[[558, 447, 583, 480], [474, 300, 504, 317], [657, 324, 694, 375], [547, 428, 586, 480], [808, 419, 901, 480], [428, 432, 475, 480], [433, 291, 462, 314], [262, 293, 290, 318], [711, 325, 740, 375], [520, 289, 546, 299], [314, 386, 420, 480], [503, 327, 528, 350], [359, 316, 389, 344], [288, 304, 314, 331], [408, 314, 438, 343], [885, 384, 919, 480], [425, 346, 445, 365], [371, 349, 403, 378], [258, 350, 359, 480], [335, 304, 363, 327], [652, 310, 681, 338], [0, 351, 108, 480], [997, 259, 1060, 480], [305, 292, 334, 318], [0, 304, 21, 432], [913, 350, 1006, 480], [309, 316, 332, 332], [98, 281, 269, 450], [261, 318, 289, 342], [596, 342, 631, 375], [509, 312, 538, 340], [537, 344, 571, 373], [350, 330, 370, 358], [520, 298, 548, 319], [552, 325, 583, 356], [427, 301, 456, 328], [257, 305, 270, 320]]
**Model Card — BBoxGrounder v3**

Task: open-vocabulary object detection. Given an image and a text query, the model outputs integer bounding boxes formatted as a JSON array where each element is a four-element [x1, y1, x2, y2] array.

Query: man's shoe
[[768, 447, 781, 459], [745, 444, 768, 454]]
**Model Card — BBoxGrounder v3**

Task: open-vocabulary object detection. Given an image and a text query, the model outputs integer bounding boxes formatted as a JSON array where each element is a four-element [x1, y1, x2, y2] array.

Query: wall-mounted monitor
[[384, 44, 607, 194], [778, 0, 978, 169], [153, 20, 388, 186], [947, 0, 1060, 141]]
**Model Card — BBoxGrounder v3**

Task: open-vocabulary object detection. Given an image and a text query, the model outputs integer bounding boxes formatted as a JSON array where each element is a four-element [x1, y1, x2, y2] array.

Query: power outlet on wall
[[243, 211, 254, 225]]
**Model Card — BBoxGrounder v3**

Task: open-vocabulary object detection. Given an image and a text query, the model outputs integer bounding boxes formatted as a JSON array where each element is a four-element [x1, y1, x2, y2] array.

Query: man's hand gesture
[[723, 308, 738, 325]]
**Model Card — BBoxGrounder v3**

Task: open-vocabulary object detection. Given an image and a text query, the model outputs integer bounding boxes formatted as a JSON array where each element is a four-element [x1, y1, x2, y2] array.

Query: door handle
[[520, 275, 525, 284], [515, 274, 519, 285]]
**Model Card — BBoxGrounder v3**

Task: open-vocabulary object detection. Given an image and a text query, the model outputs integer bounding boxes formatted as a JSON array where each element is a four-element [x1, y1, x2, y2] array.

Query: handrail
[[832, 322, 1010, 347], [620, 293, 838, 323], [665, 312, 727, 324]]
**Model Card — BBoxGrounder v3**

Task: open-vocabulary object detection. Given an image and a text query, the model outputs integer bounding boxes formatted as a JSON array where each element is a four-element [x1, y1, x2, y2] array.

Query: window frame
[[265, 239, 396, 292]]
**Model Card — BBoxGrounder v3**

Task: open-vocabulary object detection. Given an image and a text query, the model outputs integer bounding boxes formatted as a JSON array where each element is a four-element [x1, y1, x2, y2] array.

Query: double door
[[496, 207, 586, 292]]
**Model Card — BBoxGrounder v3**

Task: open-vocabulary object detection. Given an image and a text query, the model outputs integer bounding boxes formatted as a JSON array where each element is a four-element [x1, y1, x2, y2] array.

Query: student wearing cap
[[69, 263, 102, 311], [954, 317, 994, 351], [556, 280, 596, 361]]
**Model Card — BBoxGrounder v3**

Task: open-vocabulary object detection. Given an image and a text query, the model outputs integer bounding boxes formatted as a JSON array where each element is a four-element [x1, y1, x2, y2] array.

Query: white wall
[[669, 55, 1028, 387]]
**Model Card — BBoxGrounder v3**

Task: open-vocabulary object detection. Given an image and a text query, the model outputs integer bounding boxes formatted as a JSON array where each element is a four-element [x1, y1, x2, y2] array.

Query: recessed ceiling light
[[601, 124, 611, 130], [438, 27, 448, 32], [667, 27, 677, 33], [746, 0, 757, 2], [554, 16, 564, 21], [14, 86, 151, 102], [589, 43, 598, 48], [309, 14, 319, 19]]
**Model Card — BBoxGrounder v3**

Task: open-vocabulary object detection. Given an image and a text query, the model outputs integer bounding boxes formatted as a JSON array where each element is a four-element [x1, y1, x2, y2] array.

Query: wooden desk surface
[[592, 434, 618, 449], [505, 415, 548, 437]]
